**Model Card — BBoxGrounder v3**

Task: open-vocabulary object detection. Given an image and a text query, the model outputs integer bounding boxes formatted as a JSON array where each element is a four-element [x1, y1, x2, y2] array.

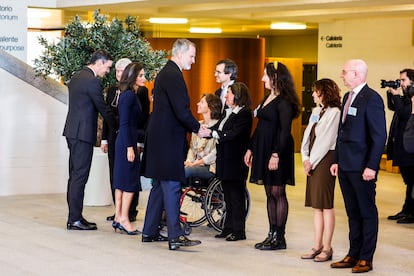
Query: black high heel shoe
[[118, 223, 141, 235], [112, 221, 120, 232]]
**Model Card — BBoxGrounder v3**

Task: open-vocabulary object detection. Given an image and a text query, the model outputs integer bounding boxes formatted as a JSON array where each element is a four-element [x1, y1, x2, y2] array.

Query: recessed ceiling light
[[270, 22, 307, 30], [189, 27, 222, 34], [149, 18, 188, 24]]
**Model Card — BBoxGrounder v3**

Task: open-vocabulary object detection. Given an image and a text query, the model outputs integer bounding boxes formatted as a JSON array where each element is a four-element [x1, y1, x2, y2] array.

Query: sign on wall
[[320, 35, 343, 48], [0, 1, 27, 62]]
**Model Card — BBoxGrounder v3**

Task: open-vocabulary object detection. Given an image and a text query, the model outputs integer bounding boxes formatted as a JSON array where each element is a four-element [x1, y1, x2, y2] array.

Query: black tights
[[265, 185, 288, 230]]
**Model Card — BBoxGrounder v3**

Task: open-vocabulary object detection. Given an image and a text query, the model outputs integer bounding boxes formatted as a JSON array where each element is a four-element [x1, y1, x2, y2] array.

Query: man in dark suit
[[214, 58, 238, 110], [141, 39, 202, 250], [386, 69, 414, 224], [63, 50, 116, 231], [330, 59, 387, 273]]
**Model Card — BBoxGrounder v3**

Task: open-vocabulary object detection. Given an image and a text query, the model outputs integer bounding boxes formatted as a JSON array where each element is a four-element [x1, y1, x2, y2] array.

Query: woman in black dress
[[244, 62, 300, 250], [113, 62, 146, 235]]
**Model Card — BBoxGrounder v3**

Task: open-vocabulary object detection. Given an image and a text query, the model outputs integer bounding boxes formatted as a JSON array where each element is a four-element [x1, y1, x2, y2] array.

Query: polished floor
[[1, 159, 413, 276]]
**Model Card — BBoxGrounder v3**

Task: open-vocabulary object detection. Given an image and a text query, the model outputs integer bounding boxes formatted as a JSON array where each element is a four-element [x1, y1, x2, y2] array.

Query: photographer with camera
[[386, 68, 414, 224]]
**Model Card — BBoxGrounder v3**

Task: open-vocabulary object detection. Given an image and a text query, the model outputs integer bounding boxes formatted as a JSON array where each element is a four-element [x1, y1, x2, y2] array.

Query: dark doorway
[[302, 64, 318, 125]]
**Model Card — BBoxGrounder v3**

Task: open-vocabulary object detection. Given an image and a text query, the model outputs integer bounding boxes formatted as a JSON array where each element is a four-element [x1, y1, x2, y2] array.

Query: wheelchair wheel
[[204, 178, 251, 232], [179, 186, 207, 227]]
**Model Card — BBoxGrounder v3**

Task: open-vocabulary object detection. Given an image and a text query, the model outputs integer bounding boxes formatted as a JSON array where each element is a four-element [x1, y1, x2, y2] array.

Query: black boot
[[274, 226, 287, 249], [259, 226, 286, 250], [254, 228, 274, 249]]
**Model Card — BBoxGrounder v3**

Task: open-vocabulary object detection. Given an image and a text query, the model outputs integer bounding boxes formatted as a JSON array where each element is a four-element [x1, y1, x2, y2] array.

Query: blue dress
[[114, 89, 142, 192]]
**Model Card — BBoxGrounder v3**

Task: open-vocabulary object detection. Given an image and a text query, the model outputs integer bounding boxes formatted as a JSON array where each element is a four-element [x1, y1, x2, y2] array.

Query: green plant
[[34, 10, 168, 87]]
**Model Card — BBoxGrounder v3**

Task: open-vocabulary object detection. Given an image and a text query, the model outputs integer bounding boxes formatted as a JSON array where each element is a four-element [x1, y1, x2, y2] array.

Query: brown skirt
[[305, 150, 335, 209]]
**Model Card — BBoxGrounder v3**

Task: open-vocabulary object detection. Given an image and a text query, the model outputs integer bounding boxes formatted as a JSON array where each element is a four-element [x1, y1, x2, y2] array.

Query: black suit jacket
[[136, 86, 150, 143], [214, 107, 253, 181], [63, 66, 115, 144], [215, 86, 230, 110], [102, 84, 120, 142], [141, 60, 200, 183], [334, 84, 386, 172], [404, 113, 414, 153], [214, 87, 222, 98], [386, 92, 414, 166]]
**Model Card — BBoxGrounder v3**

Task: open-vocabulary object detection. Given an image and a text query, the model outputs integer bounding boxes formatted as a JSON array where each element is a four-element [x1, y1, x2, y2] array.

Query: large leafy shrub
[[34, 10, 168, 87]]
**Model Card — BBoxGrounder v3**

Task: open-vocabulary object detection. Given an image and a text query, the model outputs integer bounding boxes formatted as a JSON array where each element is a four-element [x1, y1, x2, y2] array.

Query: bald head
[[341, 59, 368, 89], [349, 59, 368, 78]]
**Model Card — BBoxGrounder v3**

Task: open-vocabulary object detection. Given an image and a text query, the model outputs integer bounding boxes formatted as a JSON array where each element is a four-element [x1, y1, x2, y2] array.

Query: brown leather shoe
[[330, 256, 358, 268], [352, 260, 373, 273]]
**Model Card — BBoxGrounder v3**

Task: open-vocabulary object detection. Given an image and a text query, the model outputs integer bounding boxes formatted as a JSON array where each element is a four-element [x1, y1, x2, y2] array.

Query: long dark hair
[[265, 62, 300, 118], [119, 62, 145, 92]]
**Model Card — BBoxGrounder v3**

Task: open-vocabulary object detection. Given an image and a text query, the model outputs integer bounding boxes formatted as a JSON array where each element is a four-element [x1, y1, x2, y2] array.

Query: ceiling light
[[189, 27, 222, 34], [270, 22, 307, 30], [149, 18, 188, 24]]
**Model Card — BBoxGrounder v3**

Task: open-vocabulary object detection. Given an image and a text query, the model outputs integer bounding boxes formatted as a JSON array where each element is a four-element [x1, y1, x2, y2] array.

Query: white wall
[[0, 68, 68, 196], [318, 16, 414, 131], [0, 0, 28, 62]]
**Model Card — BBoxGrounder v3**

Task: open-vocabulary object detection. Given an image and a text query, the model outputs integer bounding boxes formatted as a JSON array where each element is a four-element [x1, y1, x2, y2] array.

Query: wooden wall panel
[[147, 38, 265, 121]]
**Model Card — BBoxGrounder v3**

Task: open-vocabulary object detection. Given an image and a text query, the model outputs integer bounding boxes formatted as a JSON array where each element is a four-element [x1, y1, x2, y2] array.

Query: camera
[[381, 79, 401, 89]]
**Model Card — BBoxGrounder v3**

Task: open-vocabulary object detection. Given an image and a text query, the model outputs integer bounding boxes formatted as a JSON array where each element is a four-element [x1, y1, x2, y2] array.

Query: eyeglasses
[[341, 69, 356, 75]]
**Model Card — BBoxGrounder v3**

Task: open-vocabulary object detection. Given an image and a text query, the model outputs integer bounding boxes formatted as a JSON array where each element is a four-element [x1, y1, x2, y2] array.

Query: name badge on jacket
[[310, 114, 320, 123], [348, 107, 357, 117]]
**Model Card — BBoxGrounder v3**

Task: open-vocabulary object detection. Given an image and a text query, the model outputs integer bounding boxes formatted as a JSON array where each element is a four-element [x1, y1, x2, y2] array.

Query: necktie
[[342, 91, 354, 123]]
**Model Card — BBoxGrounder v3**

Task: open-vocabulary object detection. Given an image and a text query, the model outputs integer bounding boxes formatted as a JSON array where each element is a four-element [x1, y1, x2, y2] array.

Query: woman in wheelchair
[[184, 93, 222, 182]]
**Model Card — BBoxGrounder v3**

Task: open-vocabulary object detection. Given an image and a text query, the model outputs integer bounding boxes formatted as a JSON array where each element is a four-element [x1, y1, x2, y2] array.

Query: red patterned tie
[[342, 91, 354, 123]]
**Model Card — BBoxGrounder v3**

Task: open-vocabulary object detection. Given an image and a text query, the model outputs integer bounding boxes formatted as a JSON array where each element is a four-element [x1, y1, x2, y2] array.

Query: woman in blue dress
[[113, 62, 146, 235]]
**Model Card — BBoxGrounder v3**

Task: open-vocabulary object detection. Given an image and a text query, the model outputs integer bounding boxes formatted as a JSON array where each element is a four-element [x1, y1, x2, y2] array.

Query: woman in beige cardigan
[[184, 93, 222, 181], [300, 78, 341, 262]]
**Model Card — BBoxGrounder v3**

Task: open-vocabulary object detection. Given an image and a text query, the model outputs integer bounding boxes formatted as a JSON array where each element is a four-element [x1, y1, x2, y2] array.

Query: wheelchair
[[179, 176, 250, 234]]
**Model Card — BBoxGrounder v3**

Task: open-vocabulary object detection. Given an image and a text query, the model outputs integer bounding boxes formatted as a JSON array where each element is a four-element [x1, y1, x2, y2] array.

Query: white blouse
[[301, 106, 340, 169]]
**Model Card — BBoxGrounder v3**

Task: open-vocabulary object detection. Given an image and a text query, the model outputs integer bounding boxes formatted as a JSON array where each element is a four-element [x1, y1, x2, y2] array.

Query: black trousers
[[221, 180, 246, 234], [66, 138, 94, 222], [398, 166, 414, 215], [338, 170, 378, 262]]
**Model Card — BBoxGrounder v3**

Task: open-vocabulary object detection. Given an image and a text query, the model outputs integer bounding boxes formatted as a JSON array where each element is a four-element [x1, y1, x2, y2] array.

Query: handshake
[[198, 124, 212, 138]]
